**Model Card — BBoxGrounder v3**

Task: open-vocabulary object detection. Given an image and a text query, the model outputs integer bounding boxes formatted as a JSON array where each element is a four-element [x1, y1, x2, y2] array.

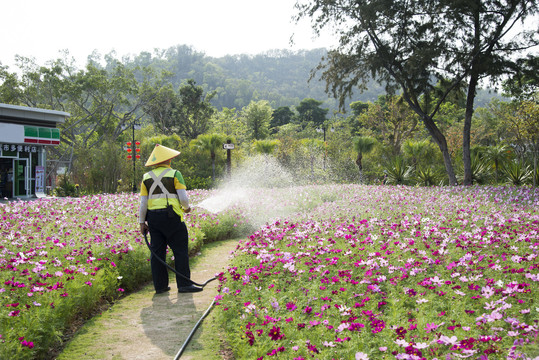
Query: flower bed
[[0, 191, 245, 359], [214, 185, 539, 359]]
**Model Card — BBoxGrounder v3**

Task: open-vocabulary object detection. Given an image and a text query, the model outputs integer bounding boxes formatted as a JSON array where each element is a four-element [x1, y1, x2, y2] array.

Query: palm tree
[[402, 139, 429, 172], [190, 133, 226, 182], [353, 136, 376, 184], [484, 144, 512, 184]]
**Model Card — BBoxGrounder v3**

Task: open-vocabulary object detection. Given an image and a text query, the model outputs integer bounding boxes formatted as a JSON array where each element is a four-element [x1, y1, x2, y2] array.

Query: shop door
[[14, 159, 29, 197]]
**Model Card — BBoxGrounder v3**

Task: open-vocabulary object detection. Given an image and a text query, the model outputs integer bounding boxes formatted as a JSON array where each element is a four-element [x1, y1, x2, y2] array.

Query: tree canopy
[[295, 0, 539, 185]]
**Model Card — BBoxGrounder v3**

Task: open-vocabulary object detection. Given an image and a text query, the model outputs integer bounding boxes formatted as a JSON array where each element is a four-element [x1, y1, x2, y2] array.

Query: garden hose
[[143, 233, 218, 288], [174, 298, 216, 360]]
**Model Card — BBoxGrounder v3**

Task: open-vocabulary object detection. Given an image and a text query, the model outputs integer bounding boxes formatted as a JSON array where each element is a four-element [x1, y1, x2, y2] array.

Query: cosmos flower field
[[0, 190, 246, 359], [213, 185, 539, 359], [0, 185, 538, 359]]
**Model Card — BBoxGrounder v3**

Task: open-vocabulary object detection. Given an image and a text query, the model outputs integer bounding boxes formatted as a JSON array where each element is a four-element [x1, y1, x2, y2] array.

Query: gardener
[[138, 144, 202, 294]]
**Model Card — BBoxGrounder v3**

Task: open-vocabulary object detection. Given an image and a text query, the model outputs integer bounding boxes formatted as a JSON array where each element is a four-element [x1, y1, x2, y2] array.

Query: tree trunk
[[463, 72, 479, 186], [356, 153, 364, 184], [420, 115, 458, 185], [402, 93, 457, 185]]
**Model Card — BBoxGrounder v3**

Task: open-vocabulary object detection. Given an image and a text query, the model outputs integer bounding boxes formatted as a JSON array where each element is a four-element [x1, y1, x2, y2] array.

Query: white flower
[[395, 339, 409, 347], [355, 352, 369, 360]]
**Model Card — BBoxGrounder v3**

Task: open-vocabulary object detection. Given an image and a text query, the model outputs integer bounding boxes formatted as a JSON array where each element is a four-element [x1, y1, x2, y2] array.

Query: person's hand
[[183, 206, 192, 214], [140, 223, 149, 235]]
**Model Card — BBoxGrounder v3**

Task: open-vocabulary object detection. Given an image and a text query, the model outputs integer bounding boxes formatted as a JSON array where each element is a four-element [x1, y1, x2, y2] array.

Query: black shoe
[[178, 285, 203, 293], [155, 286, 171, 294]]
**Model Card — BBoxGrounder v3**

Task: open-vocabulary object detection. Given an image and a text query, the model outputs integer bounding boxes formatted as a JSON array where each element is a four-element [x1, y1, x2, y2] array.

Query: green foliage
[[190, 133, 228, 182], [176, 79, 216, 140], [184, 175, 213, 190], [253, 139, 280, 155], [503, 161, 532, 186], [53, 175, 77, 197], [241, 100, 272, 140], [414, 166, 444, 186], [198, 210, 254, 244], [271, 106, 294, 131], [295, 98, 329, 128], [457, 153, 491, 185], [484, 144, 513, 183], [295, 0, 536, 186], [384, 157, 413, 185]]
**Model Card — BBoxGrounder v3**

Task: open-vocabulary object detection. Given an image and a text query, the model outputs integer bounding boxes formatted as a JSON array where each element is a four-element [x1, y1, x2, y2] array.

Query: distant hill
[[125, 45, 501, 114]]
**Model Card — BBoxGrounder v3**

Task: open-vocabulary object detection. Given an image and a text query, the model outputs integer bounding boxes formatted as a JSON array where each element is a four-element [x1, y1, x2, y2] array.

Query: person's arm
[[177, 189, 191, 213], [139, 195, 149, 234]]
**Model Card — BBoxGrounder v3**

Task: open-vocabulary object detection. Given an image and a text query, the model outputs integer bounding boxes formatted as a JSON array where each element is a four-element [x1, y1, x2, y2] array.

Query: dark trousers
[[146, 210, 191, 290]]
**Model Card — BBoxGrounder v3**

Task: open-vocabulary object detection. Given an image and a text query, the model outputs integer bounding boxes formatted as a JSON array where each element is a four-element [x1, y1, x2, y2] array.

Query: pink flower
[[425, 323, 439, 333]]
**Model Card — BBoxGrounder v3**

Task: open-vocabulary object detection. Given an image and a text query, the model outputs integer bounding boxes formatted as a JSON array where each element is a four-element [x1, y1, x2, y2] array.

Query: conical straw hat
[[145, 144, 181, 166]]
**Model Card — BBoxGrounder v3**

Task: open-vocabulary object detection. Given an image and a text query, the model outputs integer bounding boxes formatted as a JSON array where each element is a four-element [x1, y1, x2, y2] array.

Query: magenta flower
[[286, 302, 297, 311], [268, 326, 284, 341]]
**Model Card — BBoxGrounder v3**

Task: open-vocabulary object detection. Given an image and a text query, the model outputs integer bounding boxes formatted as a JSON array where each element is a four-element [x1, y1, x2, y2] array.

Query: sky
[[1, 0, 337, 69]]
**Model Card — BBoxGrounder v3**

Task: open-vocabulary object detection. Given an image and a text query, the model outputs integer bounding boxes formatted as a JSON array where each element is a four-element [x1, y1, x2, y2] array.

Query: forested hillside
[[122, 46, 369, 112], [122, 45, 498, 112]]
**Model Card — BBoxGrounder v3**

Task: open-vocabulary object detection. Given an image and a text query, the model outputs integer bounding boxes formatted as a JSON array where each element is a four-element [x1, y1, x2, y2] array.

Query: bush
[[53, 175, 78, 197], [503, 161, 531, 186]]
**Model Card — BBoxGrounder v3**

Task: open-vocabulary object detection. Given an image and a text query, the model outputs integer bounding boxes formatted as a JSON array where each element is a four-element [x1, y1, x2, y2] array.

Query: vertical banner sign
[[35, 166, 45, 193]]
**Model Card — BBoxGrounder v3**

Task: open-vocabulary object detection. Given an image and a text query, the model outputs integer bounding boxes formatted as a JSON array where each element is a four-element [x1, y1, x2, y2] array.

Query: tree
[[356, 95, 419, 155], [402, 139, 430, 172], [209, 107, 247, 143], [177, 79, 216, 140], [352, 136, 376, 184], [241, 100, 272, 140], [271, 106, 295, 131], [295, 0, 539, 185], [509, 100, 539, 186], [190, 133, 227, 182], [141, 83, 181, 135], [295, 98, 328, 128]]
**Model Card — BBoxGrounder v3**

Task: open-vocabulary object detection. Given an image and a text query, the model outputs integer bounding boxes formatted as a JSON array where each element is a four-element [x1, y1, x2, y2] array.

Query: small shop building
[[0, 103, 69, 199]]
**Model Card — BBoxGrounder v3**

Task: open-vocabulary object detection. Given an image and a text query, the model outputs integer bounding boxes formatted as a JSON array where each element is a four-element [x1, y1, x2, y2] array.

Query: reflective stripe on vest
[[148, 168, 173, 200], [143, 168, 183, 219]]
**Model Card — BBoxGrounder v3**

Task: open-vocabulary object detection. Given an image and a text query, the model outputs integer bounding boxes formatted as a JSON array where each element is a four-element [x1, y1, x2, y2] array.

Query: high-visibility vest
[[142, 168, 183, 219]]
